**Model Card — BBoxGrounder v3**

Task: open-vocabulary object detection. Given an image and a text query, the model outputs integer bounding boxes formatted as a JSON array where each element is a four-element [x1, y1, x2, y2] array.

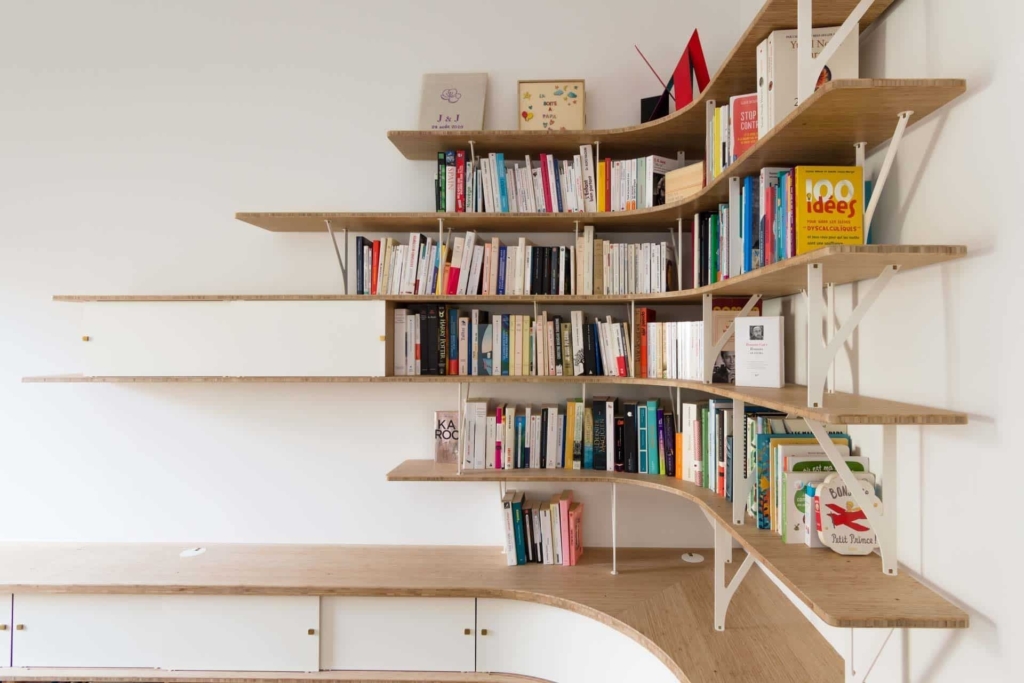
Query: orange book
[[568, 502, 584, 565], [675, 432, 684, 479]]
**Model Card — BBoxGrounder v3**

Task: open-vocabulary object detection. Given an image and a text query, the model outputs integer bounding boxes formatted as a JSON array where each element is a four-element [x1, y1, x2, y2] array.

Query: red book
[[636, 308, 655, 378], [370, 240, 381, 294], [604, 158, 612, 212], [455, 151, 466, 212], [766, 185, 776, 265], [729, 93, 758, 161], [539, 154, 553, 213], [494, 406, 503, 469]]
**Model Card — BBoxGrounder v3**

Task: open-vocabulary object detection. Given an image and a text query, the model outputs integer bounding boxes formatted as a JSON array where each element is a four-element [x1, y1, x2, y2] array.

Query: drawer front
[[162, 595, 319, 672], [321, 597, 475, 672], [12, 594, 164, 668], [81, 301, 387, 376]]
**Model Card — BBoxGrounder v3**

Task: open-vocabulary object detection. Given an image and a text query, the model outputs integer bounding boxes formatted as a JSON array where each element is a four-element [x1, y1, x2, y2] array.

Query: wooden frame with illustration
[[517, 79, 585, 131]]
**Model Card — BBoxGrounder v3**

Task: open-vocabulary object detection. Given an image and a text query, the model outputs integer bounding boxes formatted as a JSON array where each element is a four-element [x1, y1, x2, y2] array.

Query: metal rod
[[468, 141, 476, 163], [712, 520, 755, 631], [456, 382, 463, 475], [865, 111, 914, 232], [611, 483, 618, 575], [324, 219, 348, 293], [848, 628, 895, 683], [827, 283, 836, 394], [629, 300, 636, 377], [702, 293, 713, 383], [677, 218, 683, 290]]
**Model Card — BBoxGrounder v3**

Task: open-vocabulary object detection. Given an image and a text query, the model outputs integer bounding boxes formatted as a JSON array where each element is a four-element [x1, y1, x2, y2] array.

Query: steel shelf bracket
[[865, 111, 914, 233], [806, 263, 898, 408], [324, 219, 348, 293], [797, 0, 875, 104], [847, 628, 895, 683], [807, 420, 898, 575], [700, 513, 754, 631], [610, 483, 618, 575], [703, 293, 761, 383]]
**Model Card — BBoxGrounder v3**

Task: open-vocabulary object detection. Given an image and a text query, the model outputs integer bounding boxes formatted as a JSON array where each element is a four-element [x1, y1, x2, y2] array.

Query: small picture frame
[[517, 79, 585, 131]]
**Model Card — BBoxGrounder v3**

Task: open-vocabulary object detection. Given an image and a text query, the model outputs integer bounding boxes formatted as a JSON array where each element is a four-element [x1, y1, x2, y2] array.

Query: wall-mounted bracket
[[703, 294, 761, 383], [797, 0, 875, 104], [610, 483, 618, 575], [324, 219, 348, 294], [700, 513, 755, 631], [806, 263, 897, 408], [847, 628, 895, 683], [807, 420, 898, 576], [865, 111, 914, 233]]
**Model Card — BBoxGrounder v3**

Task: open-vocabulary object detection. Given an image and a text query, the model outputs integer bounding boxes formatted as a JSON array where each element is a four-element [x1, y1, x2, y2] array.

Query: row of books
[[394, 308, 634, 378], [356, 229, 679, 297], [458, 398, 678, 475], [706, 94, 758, 182], [501, 490, 582, 567], [691, 165, 865, 287], [433, 148, 680, 214]]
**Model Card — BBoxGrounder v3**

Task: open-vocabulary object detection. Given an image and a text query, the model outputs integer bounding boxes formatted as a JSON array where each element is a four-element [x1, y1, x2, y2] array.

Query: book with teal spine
[[496, 153, 509, 212], [515, 415, 527, 469], [638, 403, 649, 474], [511, 491, 526, 564], [646, 400, 660, 475]]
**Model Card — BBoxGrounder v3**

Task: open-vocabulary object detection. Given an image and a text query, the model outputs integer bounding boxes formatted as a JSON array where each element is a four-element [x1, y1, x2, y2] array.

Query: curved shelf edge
[[0, 670, 550, 683], [387, 460, 970, 631]]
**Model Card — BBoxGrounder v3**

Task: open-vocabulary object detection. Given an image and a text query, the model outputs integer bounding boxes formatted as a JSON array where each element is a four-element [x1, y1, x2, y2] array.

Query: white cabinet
[[476, 598, 678, 683], [12, 594, 165, 668], [321, 597, 475, 672], [80, 301, 387, 376], [11, 594, 319, 672], [162, 595, 319, 672], [0, 594, 11, 667]]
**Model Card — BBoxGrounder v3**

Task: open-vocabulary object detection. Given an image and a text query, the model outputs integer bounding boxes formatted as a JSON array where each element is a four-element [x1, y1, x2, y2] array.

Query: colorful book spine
[[646, 400, 659, 475], [496, 153, 509, 213], [455, 150, 466, 212]]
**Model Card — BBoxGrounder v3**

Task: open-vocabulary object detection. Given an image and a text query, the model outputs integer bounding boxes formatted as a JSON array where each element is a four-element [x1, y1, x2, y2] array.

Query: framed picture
[[517, 79, 585, 131], [418, 73, 488, 131]]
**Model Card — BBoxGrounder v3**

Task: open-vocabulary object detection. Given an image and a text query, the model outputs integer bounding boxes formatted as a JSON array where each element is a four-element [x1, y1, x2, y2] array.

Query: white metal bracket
[[807, 420, 897, 575], [847, 628, 895, 683], [865, 111, 914, 233], [701, 515, 755, 631], [806, 263, 898, 408], [703, 293, 761, 383], [797, 0, 875, 104], [610, 483, 618, 575], [324, 219, 348, 294]]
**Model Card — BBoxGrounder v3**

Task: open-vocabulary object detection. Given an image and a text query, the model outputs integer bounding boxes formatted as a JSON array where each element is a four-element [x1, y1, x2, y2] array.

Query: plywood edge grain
[[0, 670, 551, 683]]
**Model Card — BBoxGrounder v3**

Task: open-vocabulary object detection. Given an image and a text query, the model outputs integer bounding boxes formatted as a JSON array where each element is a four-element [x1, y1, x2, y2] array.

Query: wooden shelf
[[385, 0, 896, 160], [51, 245, 966, 305], [0, 542, 844, 682], [21, 374, 967, 426], [388, 460, 969, 630], [0, 671, 546, 683], [239, 79, 966, 234]]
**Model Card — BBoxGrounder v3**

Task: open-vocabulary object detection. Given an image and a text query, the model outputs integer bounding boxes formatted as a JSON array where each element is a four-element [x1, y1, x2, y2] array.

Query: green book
[[646, 400, 660, 475]]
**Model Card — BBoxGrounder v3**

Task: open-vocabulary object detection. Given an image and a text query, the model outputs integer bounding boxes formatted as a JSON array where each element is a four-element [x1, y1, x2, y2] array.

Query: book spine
[[445, 152, 456, 213], [512, 497, 526, 565], [455, 151, 466, 212], [496, 153, 509, 213], [502, 497, 516, 566]]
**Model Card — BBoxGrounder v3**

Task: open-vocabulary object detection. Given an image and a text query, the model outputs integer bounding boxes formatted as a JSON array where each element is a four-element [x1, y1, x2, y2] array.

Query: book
[[433, 410, 459, 464], [501, 491, 517, 566], [794, 166, 864, 253], [567, 502, 584, 565], [735, 316, 783, 388], [557, 491, 573, 564], [512, 491, 527, 565], [729, 93, 758, 161]]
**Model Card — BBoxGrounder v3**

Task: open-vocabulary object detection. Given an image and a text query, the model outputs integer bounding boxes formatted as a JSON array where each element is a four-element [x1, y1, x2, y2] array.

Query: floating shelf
[[386, 0, 897, 160], [238, 79, 966, 234], [21, 375, 967, 426], [0, 542, 844, 683], [0, 670, 546, 683], [388, 460, 969, 630], [51, 245, 965, 305]]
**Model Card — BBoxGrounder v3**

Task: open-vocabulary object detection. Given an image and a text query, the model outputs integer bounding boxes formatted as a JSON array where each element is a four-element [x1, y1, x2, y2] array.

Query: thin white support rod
[[711, 520, 755, 631], [807, 264, 898, 407], [676, 218, 684, 291], [629, 300, 636, 377], [702, 294, 713, 383], [707, 294, 761, 380], [865, 111, 914, 232], [879, 424, 898, 575], [438, 218, 444, 253], [827, 283, 836, 394], [498, 482, 506, 554], [731, 399, 751, 524], [456, 382, 464, 475], [610, 483, 618, 575], [324, 220, 348, 293], [797, 0, 875, 104], [581, 382, 586, 404], [847, 628, 895, 683], [854, 142, 867, 168], [806, 419, 896, 576], [468, 141, 476, 163], [595, 141, 601, 170]]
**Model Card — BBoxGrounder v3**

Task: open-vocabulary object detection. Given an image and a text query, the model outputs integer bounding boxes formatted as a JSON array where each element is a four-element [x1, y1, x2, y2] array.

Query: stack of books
[[501, 490, 582, 566], [394, 308, 633, 378], [434, 148, 679, 214], [458, 397, 677, 477]]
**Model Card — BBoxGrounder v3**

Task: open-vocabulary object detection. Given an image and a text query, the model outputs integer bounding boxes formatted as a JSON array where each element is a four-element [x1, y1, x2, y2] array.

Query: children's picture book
[[518, 80, 585, 131], [419, 73, 487, 131], [794, 166, 864, 253], [817, 472, 880, 555], [433, 410, 459, 464]]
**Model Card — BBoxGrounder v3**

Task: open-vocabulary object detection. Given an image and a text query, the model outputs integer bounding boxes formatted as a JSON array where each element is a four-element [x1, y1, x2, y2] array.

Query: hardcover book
[[434, 411, 459, 464], [794, 166, 864, 253], [735, 316, 784, 388], [418, 73, 487, 131]]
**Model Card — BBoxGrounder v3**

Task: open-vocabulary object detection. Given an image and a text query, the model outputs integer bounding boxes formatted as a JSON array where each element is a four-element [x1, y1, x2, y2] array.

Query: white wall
[[0, 0, 744, 547], [737, 1, 1021, 681]]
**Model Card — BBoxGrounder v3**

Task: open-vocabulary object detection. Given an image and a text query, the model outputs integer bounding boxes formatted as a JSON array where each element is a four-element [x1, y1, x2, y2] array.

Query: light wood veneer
[[0, 670, 547, 683], [387, 460, 969, 630], [0, 543, 843, 683]]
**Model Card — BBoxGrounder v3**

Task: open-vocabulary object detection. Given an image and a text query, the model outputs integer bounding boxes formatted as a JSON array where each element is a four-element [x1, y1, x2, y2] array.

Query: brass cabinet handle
[[463, 628, 472, 635], [0, 625, 7, 631], [480, 628, 489, 636]]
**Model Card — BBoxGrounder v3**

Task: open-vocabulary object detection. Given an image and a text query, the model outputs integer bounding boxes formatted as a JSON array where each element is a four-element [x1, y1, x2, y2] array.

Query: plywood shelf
[[21, 374, 967, 426], [0, 542, 845, 682], [51, 244, 966, 305], [386, 0, 896, 160], [387, 460, 969, 630], [0, 671, 547, 683], [238, 79, 966, 234]]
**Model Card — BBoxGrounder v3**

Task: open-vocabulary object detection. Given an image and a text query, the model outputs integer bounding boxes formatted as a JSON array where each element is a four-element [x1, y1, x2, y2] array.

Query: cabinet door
[[162, 595, 319, 672], [81, 301, 387, 376], [476, 598, 677, 683], [0, 593, 11, 667], [321, 597, 475, 672], [11, 594, 165, 668]]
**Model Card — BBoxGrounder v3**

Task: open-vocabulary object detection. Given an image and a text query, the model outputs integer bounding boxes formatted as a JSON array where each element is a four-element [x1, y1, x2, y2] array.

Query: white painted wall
[[0, 0, 744, 547], [736, 1, 1021, 681]]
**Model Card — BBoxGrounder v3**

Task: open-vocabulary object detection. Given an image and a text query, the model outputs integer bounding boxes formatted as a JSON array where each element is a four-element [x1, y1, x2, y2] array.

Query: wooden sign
[[816, 472, 880, 555], [518, 80, 585, 131]]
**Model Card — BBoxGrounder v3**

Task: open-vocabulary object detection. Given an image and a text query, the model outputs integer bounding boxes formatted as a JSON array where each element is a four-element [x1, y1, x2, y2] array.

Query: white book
[[445, 164, 456, 213], [503, 406, 515, 470], [502, 492, 517, 565], [532, 166, 546, 212], [583, 225, 595, 295], [458, 317, 469, 376], [539, 506, 553, 564], [488, 154, 501, 213], [641, 243, 651, 294], [393, 309, 407, 376], [735, 316, 784, 387], [547, 321, 558, 376], [530, 414, 541, 468], [604, 398, 616, 471], [470, 309, 481, 376], [465, 160, 475, 214], [515, 237, 529, 296], [524, 156, 538, 212], [480, 159, 494, 212], [570, 310, 585, 376], [756, 39, 768, 139], [567, 246, 576, 295], [507, 165, 518, 212], [485, 416, 497, 470], [467, 245, 484, 296], [560, 162, 570, 212], [536, 313, 545, 376], [610, 161, 620, 212], [571, 155, 583, 212], [481, 244, 492, 295], [513, 315, 524, 375], [523, 244, 533, 296], [505, 247, 516, 296], [550, 500, 562, 564], [456, 231, 477, 295], [558, 247, 566, 295], [492, 322, 502, 378], [517, 166, 531, 213], [580, 144, 597, 212], [488, 237, 501, 294], [405, 314, 417, 376], [400, 234, 419, 295], [417, 239, 433, 294]]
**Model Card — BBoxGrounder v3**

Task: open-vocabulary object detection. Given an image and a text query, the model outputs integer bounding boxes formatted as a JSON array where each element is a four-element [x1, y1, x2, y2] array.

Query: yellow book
[[794, 166, 864, 254], [434, 244, 447, 295], [564, 401, 576, 469], [597, 160, 606, 212]]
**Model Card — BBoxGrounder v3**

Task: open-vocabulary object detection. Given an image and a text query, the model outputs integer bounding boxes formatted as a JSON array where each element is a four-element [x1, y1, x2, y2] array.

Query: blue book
[[515, 415, 527, 468], [553, 160, 564, 212], [560, 412, 567, 468], [583, 406, 594, 470], [742, 176, 754, 273], [448, 307, 458, 374], [496, 153, 510, 213], [647, 400, 660, 475], [429, 242, 441, 294], [638, 404, 648, 474], [511, 493, 526, 564], [354, 236, 365, 295], [497, 245, 507, 294], [591, 325, 603, 375], [480, 324, 493, 376], [501, 315, 510, 376]]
